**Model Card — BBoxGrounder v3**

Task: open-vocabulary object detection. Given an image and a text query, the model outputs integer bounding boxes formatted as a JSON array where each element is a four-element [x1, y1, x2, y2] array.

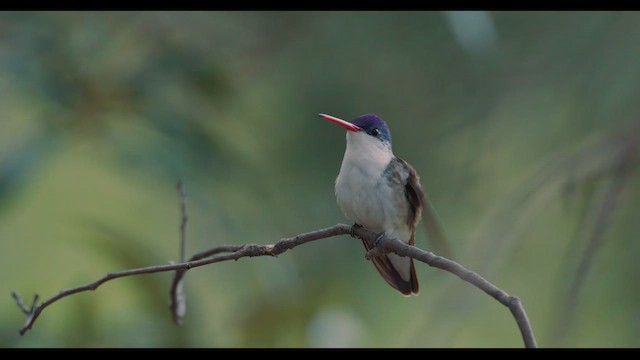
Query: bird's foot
[[374, 232, 386, 246], [350, 223, 363, 238], [365, 232, 389, 260]]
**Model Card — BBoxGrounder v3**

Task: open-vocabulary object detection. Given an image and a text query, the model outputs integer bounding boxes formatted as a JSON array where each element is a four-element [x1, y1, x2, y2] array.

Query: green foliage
[[1, 11, 639, 347]]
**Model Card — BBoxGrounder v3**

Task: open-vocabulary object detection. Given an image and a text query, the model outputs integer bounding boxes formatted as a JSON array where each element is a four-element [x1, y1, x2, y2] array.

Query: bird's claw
[[365, 233, 388, 260], [350, 224, 363, 238]]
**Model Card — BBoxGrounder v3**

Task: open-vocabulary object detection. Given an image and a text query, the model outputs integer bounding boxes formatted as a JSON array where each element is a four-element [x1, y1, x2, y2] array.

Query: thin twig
[[169, 245, 245, 325], [11, 291, 29, 314], [365, 236, 537, 348], [13, 224, 538, 347], [14, 225, 351, 336], [177, 180, 187, 263], [170, 180, 189, 324], [11, 292, 38, 315]]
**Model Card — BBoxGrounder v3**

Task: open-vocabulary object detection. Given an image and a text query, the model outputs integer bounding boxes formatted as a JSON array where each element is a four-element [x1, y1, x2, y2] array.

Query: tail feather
[[361, 238, 419, 296]]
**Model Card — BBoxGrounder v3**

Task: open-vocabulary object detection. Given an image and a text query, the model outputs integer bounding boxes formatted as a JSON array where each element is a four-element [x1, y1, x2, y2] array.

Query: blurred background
[[1, 11, 639, 348]]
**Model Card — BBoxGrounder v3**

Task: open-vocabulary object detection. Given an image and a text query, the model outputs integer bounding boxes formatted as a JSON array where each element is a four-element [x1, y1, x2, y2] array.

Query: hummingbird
[[320, 113, 425, 296]]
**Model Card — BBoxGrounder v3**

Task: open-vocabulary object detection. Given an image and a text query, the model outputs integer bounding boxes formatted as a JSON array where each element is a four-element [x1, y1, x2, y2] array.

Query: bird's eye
[[369, 128, 380, 136]]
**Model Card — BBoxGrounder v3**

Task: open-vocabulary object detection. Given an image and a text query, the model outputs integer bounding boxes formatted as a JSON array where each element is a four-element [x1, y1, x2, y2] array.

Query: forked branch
[[12, 223, 537, 347], [13, 184, 537, 347]]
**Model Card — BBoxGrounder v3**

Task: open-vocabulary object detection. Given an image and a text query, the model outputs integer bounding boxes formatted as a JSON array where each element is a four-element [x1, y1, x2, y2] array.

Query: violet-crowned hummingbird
[[320, 113, 425, 296]]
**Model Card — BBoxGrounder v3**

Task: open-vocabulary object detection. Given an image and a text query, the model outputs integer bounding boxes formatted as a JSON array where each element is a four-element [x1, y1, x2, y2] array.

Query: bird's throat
[[342, 132, 393, 176]]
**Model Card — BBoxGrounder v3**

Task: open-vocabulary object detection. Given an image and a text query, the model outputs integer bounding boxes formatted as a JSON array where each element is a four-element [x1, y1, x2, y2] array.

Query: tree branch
[[177, 180, 187, 263], [365, 236, 537, 348], [11, 292, 38, 315], [13, 224, 538, 347], [170, 180, 188, 325]]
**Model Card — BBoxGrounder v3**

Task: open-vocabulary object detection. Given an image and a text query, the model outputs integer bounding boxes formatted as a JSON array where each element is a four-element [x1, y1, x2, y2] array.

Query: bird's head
[[319, 113, 392, 150]]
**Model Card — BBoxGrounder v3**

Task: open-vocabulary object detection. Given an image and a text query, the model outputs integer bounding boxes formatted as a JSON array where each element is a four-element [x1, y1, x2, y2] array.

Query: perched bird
[[320, 113, 425, 296]]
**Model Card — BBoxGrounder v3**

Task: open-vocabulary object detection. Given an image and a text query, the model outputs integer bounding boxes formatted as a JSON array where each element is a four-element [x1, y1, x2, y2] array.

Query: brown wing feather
[[399, 158, 424, 295], [399, 157, 453, 258], [361, 236, 416, 295], [361, 157, 424, 296], [396, 157, 425, 241]]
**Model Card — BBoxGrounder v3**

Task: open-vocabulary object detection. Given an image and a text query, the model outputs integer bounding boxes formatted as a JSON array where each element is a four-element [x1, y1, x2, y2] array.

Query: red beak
[[319, 113, 362, 132]]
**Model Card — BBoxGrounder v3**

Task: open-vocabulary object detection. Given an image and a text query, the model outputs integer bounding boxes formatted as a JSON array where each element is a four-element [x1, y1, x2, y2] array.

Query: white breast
[[334, 132, 411, 242], [334, 131, 414, 280]]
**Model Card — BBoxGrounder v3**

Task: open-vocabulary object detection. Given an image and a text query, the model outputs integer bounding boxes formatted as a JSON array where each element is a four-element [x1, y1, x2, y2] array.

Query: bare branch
[[170, 180, 189, 325], [169, 243, 246, 325], [13, 224, 351, 335], [13, 224, 538, 347], [366, 235, 537, 348], [12, 292, 38, 315], [177, 180, 187, 263]]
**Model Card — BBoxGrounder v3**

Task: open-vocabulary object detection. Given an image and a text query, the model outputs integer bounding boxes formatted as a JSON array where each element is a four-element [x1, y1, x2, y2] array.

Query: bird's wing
[[387, 157, 425, 245], [394, 157, 452, 258], [360, 236, 419, 296], [396, 158, 425, 245], [367, 157, 423, 296]]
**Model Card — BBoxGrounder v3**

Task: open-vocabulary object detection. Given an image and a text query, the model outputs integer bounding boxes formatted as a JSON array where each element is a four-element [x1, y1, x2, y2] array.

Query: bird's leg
[[350, 223, 363, 238], [374, 232, 387, 245], [365, 232, 388, 260]]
